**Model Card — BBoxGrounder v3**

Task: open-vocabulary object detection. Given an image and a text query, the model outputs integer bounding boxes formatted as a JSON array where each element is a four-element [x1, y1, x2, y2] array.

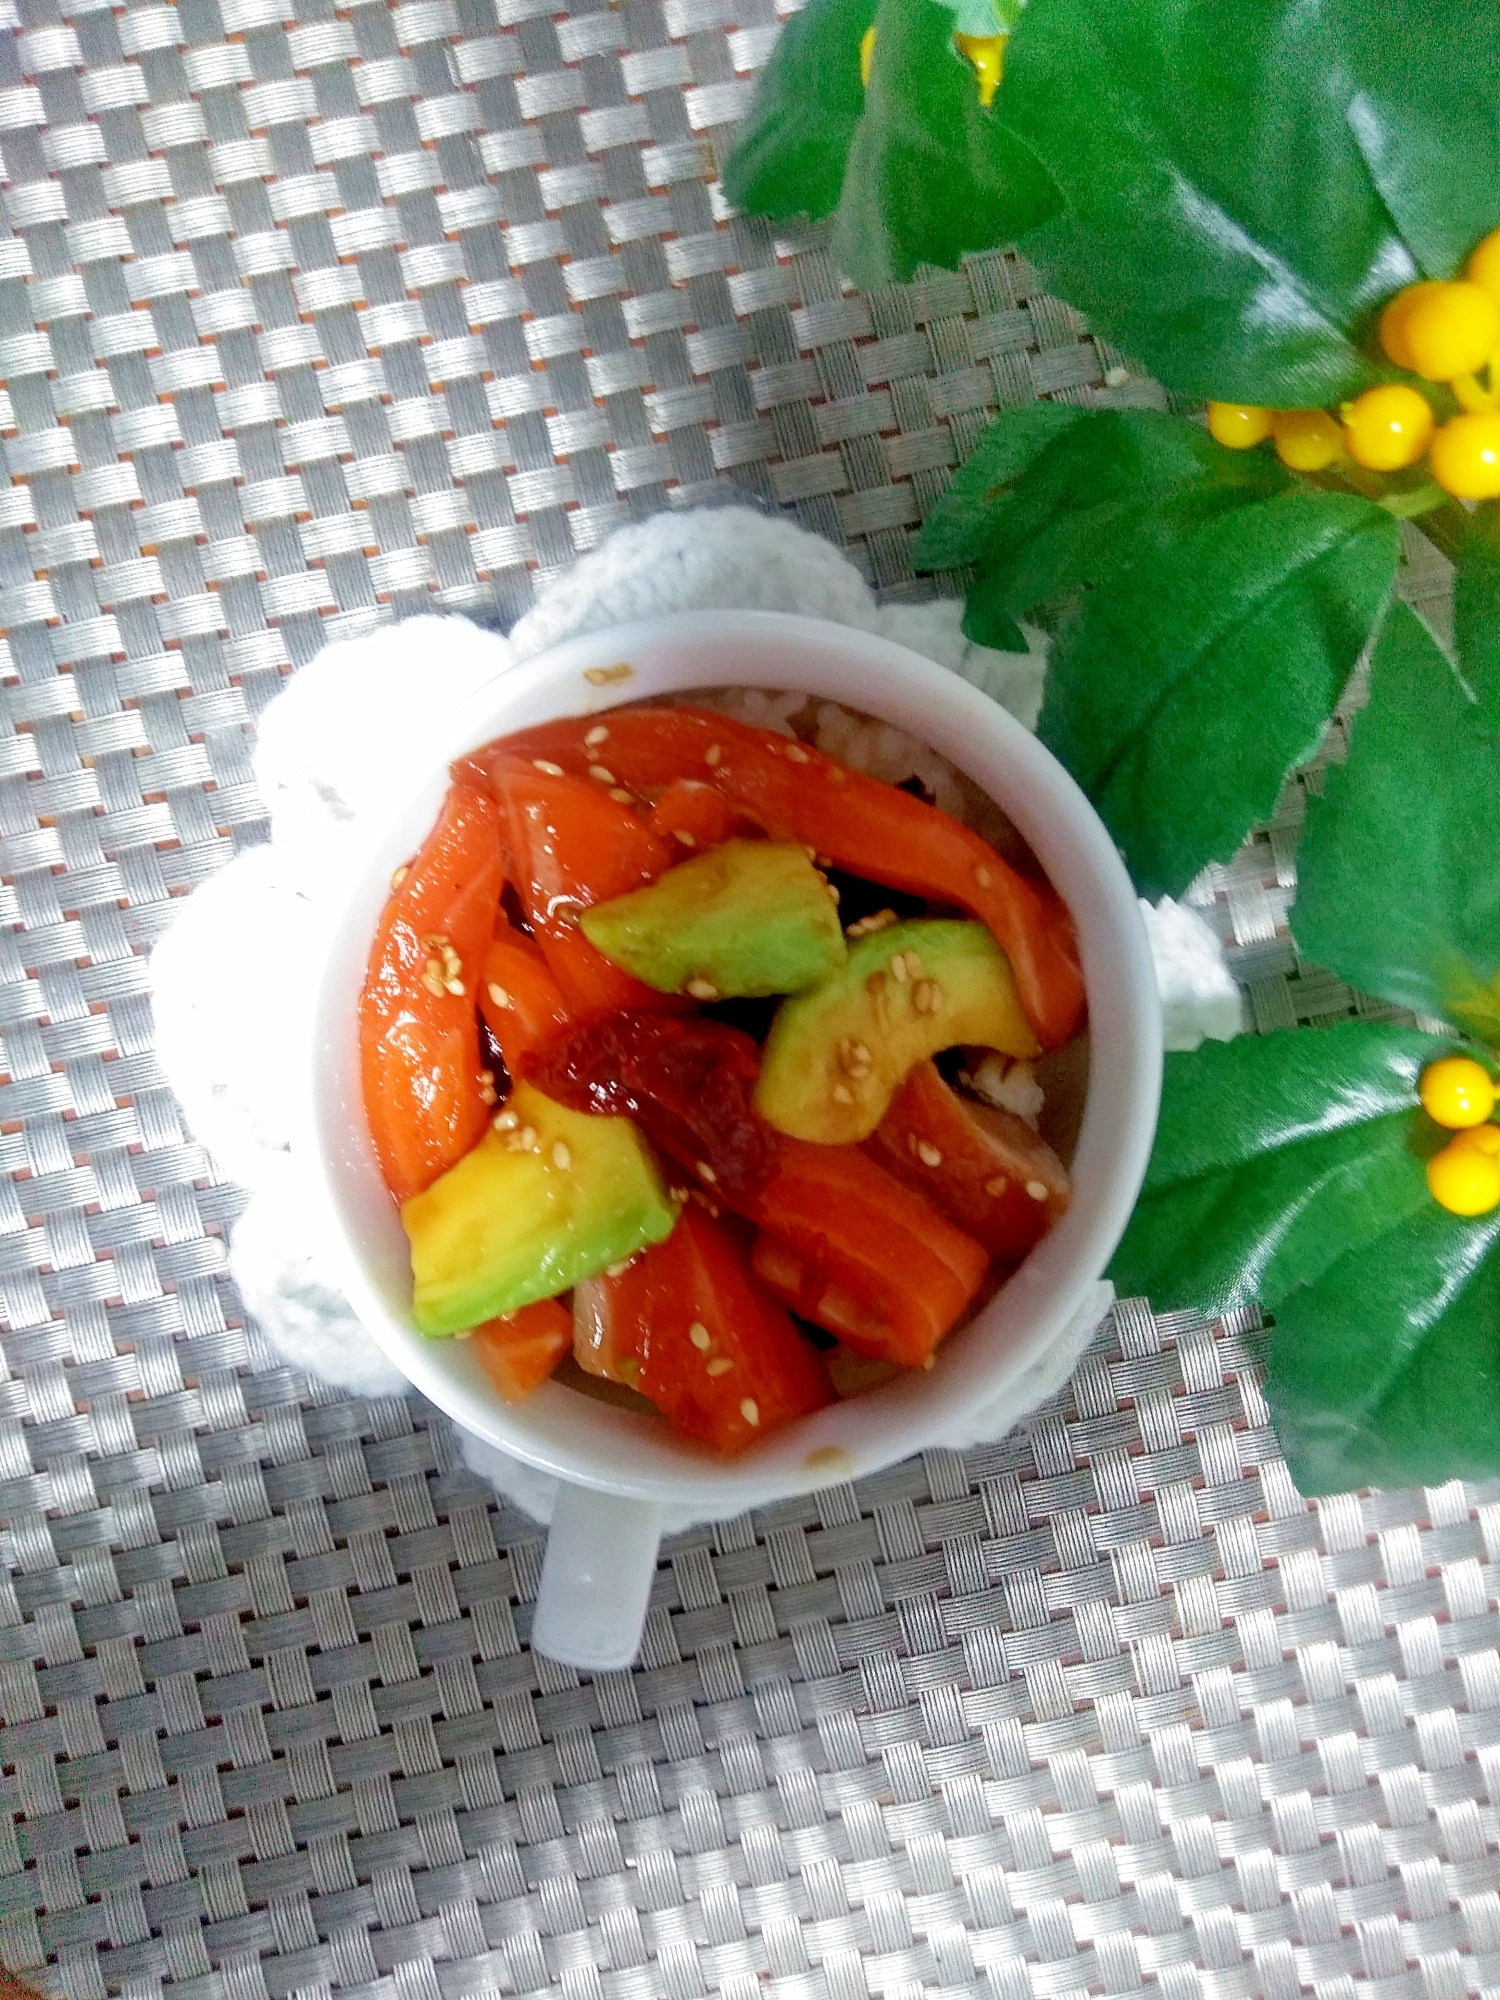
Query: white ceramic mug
[[298, 612, 1161, 1669]]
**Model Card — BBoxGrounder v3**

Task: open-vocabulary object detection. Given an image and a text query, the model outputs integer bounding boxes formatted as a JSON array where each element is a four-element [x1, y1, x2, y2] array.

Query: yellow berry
[[1340, 383, 1435, 471], [953, 31, 1005, 106], [1401, 280, 1500, 382], [1427, 1135, 1500, 1216], [1420, 1055, 1497, 1128], [860, 22, 876, 84], [1429, 411, 1500, 499], [1379, 281, 1443, 370], [1207, 403, 1273, 450], [1469, 229, 1500, 306], [1271, 408, 1342, 472]]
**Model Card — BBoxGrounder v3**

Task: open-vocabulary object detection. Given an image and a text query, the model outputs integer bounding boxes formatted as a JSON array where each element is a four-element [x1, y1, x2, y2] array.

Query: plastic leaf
[[1109, 1020, 1446, 1317], [910, 403, 1086, 572], [1268, 1200, 1500, 1495], [832, 0, 1059, 289], [1038, 489, 1400, 897], [720, 0, 876, 224], [930, 408, 1290, 624], [1295, 600, 1500, 1046], [997, 0, 1416, 404], [1333, 0, 1500, 280]]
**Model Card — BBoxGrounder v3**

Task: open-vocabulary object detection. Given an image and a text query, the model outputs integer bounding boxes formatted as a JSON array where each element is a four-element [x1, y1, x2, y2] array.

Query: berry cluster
[[1208, 228, 1500, 498], [1421, 1057, 1500, 1217]]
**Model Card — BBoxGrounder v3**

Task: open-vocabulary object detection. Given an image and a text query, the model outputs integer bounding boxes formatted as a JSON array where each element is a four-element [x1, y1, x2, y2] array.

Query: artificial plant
[[726, 0, 1500, 1495]]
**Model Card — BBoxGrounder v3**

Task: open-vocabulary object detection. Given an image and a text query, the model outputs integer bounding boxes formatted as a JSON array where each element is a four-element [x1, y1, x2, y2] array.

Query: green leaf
[[1454, 508, 1500, 735], [1109, 1020, 1448, 1317], [1268, 1202, 1500, 1495], [1294, 600, 1500, 1044], [959, 575, 1027, 653], [1333, 0, 1500, 280], [947, 409, 1291, 624], [721, 0, 875, 223], [911, 403, 1086, 573], [831, 0, 1060, 290], [1038, 489, 1400, 897], [998, 0, 1416, 403]]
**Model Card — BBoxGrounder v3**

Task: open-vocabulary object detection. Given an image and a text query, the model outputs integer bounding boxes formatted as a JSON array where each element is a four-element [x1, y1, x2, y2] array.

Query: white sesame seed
[[707, 1357, 732, 1377], [905, 951, 923, 977], [390, 864, 408, 889], [985, 1175, 1008, 1196], [445, 978, 466, 997], [832, 1083, 853, 1105], [588, 764, 616, 784], [422, 962, 446, 997], [825, 881, 839, 903], [518, 1125, 538, 1152], [705, 743, 722, 767], [673, 829, 696, 846], [585, 724, 610, 747], [552, 1141, 572, 1170], [533, 758, 565, 776], [1026, 1179, 1049, 1201], [479, 1078, 497, 1106], [784, 744, 810, 763], [917, 1141, 943, 1168], [890, 953, 909, 984], [487, 982, 513, 1009], [740, 1398, 760, 1426], [689, 1322, 711, 1351], [696, 1161, 717, 1184], [803, 843, 818, 861], [975, 864, 993, 888], [493, 1107, 519, 1130], [609, 788, 634, 804], [685, 976, 719, 1001], [847, 908, 897, 939], [670, 1186, 690, 1204], [923, 1354, 937, 1371], [606, 1258, 633, 1278]]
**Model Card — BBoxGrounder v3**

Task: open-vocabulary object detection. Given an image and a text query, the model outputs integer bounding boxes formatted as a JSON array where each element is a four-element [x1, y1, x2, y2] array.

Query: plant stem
[[1377, 480, 1449, 521]]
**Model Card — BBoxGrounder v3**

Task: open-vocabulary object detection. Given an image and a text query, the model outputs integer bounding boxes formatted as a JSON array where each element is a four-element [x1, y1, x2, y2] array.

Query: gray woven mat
[[0, 0, 1497, 1993]]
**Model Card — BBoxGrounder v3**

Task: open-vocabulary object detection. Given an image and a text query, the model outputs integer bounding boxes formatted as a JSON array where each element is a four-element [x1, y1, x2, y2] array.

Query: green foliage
[[1110, 1022, 1446, 1315], [1111, 1020, 1500, 1497], [1268, 1201, 1500, 1494], [723, 0, 1059, 290], [1295, 602, 1500, 1046], [1333, 0, 1500, 281], [910, 403, 1085, 571], [994, 0, 1420, 405], [834, 0, 1059, 288], [1037, 482, 1398, 897], [719, 0, 875, 224], [917, 407, 1290, 620]]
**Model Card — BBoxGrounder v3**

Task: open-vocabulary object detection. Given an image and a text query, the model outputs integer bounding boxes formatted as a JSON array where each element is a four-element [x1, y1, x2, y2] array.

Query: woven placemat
[[0, 0, 1497, 1993]]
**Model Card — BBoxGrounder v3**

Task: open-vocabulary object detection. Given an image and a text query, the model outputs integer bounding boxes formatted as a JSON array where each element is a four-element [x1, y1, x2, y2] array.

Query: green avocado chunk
[[401, 1082, 677, 1336], [755, 918, 1041, 1144], [579, 837, 847, 998]]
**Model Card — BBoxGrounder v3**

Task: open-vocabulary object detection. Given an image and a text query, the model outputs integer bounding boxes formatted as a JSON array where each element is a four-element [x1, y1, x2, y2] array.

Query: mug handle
[[531, 1483, 663, 1670]]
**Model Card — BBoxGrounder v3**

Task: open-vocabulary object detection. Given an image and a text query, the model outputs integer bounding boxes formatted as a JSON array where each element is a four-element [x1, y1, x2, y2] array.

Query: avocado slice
[[401, 1082, 677, 1335], [579, 838, 846, 999], [755, 918, 1041, 1144]]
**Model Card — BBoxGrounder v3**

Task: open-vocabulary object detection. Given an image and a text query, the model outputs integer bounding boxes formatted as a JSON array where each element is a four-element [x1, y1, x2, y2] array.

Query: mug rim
[[296, 609, 1162, 1509]]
